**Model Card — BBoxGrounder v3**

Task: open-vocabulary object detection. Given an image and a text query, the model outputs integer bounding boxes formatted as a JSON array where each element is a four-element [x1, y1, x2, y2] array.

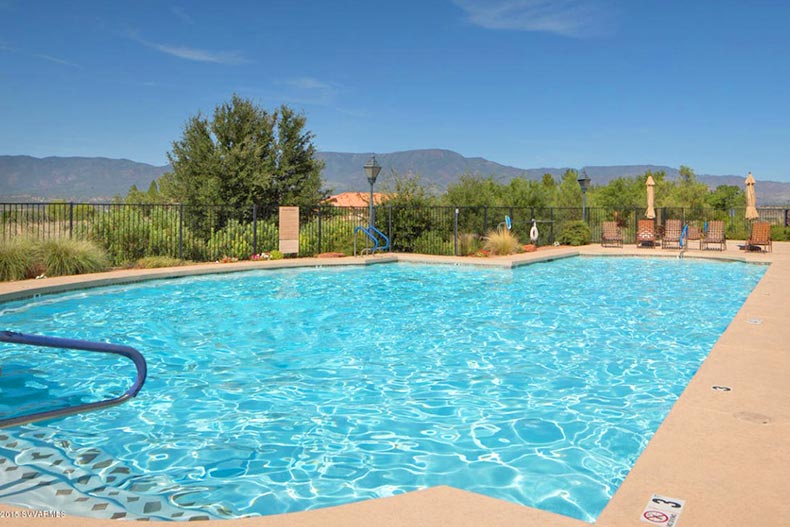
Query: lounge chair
[[636, 219, 657, 248], [686, 225, 701, 250], [662, 219, 683, 249], [601, 221, 623, 248], [747, 221, 771, 252], [700, 220, 726, 251]]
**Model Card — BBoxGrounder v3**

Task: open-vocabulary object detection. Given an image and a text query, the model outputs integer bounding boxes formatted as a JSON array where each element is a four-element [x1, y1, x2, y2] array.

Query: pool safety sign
[[641, 494, 685, 526]]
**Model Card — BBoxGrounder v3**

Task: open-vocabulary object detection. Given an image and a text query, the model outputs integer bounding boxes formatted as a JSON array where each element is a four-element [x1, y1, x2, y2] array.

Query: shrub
[[39, 239, 109, 276], [86, 208, 183, 264], [206, 219, 278, 261], [483, 228, 520, 255], [132, 256, 187, 269], [269, 250, 284, 260], [412, 231, 453, 255], [458, 233, 482, 256], [770, 225, 790, 241], [557, 221, 591, 246], [300, 216, 357, 256], [0, 238, 40, 281], [46, 201, 95, 221]]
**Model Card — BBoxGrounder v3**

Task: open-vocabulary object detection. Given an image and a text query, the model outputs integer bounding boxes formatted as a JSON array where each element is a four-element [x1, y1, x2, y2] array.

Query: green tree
[[382, 171, 435, 208], [271, 105, 325, 207], [707, 185, 745, 211], [553, 169, 583, 209], [160, 95, 325, 210], [590, 176, 643, 211], [125, 181, 166, 204], [443, 174, 500, 206], [666, 165, 709, 211], [504, 177, 552, 208], [380, 172, 438, 252]]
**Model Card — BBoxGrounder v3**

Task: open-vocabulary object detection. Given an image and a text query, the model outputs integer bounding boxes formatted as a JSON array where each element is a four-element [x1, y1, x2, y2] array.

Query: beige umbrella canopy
[[745, 172, 759, 220], [645, 175, 656, 219]]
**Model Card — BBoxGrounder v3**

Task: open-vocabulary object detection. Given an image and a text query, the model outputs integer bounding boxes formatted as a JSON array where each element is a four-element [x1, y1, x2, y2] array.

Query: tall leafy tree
[[504, 177, 552, 209], [666, 165, 709, 211], [271, 105, 324, 207], [443, 174, 500, 206], [160, 95, 324, 211], [160, 113, 221, 206], [707, 185, 745, 211], [553, 169, 583, 209]]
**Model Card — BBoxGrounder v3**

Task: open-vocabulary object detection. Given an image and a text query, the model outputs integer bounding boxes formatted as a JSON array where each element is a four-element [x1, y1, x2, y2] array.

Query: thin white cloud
[[171, 6, 194, 25], [282, 77, 334, 90], [34, 53, 82, 68], [133, 34, 250, 65], [452, 0, 614, 37], [274, 77, 339, 106], [153, 43, 249, 64]]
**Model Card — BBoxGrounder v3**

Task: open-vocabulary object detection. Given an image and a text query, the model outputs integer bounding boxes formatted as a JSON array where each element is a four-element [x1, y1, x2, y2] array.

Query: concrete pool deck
[[0, 242, 787, 526]]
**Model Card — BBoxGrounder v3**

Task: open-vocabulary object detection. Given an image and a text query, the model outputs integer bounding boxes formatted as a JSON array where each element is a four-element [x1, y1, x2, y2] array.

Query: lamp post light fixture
[[363, 155, 382, 229], [577, 169, 591, 222]]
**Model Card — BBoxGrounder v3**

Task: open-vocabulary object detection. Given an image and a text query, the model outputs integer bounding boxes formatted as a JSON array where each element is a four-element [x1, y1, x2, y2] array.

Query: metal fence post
[[388, 205, 393, 252], [178, 203, 184, 260], [454, 208, 459, 256], [252, 204, 258, 256], [317, 205, 323, 255], [68, 202, 74, 238], [483, 207, 488, 233]]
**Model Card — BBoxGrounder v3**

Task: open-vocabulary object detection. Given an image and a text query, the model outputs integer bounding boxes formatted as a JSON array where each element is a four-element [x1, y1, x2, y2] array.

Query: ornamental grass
[[483, 228, 520, 256], [39, 239, 109, 277]]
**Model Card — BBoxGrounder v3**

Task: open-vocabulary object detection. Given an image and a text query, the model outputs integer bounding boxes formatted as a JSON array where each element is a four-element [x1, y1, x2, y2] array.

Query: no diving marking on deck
[[641, 494, 685, 526]]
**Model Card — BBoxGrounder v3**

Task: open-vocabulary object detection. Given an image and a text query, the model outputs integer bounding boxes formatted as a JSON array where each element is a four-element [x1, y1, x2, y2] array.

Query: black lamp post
[[363, 155, 382, 229], [577, 169, 591, 222]]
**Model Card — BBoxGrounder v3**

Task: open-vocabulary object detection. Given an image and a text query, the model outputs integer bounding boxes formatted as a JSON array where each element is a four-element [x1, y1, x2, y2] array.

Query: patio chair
[[701, 220, 727, 251], [636, 219, 657, 248], [686, 224, 701, 250], [601, 221, 623, 248], [662, 219, 683, 249], [747, 221, 772, 252]]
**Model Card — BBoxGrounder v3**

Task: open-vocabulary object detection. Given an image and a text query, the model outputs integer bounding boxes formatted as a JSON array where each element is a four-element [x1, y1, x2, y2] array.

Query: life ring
[[530, 221, 539, 243]]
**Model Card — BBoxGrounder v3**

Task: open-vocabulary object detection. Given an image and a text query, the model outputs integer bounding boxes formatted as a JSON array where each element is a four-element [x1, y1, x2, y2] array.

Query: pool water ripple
[[0, 258, 765, 522]]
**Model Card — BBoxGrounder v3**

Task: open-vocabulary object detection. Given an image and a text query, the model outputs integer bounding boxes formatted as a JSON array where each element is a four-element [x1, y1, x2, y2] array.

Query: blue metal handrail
[[353, 225, 379, 255], [0, 331, 147, 428], [680, 224, 689, 248], [369, 226, 390, 252]]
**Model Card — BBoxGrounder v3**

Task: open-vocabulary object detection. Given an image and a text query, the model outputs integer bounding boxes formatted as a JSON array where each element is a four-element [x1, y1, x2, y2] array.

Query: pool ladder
[[353, 225, 390, 255], [0, 331, 147, 428], [678, 224, 689, 259]]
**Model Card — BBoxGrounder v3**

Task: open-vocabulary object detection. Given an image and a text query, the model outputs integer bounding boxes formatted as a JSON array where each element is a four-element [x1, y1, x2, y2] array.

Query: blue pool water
[[0, 258, 766, 521]]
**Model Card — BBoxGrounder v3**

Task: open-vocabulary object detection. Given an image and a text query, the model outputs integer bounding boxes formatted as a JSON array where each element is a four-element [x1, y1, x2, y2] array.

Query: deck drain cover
[[746, 318, 763, 325], [734, 411, 772, 425], [712, 385, 732, 392]]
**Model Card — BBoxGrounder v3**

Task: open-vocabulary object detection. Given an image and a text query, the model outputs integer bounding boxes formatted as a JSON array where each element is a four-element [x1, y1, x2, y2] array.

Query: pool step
[[0, 432, 220, 521]]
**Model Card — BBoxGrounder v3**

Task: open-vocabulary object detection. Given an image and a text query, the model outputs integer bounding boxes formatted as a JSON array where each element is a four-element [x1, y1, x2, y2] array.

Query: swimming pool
[[0, 258, 766, 522]]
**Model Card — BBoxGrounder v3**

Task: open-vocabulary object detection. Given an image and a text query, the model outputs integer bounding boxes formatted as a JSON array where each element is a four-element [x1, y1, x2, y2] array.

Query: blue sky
[[1, 0, 789, 180]]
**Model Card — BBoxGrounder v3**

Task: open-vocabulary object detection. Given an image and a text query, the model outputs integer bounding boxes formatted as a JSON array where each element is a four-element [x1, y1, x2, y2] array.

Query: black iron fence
[[2, 202, 788, 265]]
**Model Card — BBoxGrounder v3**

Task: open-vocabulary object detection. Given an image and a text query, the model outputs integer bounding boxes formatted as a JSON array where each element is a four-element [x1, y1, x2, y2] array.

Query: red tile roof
[[323, 192, 388, 208]]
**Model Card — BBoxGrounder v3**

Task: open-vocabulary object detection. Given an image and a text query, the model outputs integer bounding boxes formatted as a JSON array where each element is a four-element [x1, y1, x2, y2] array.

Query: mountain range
[[1, 151, 789, 205]]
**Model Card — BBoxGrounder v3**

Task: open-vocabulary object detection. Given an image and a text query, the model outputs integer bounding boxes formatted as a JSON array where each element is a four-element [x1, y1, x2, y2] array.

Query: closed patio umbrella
[[645, 175, 656, 219], [745, 172, 759, 220]]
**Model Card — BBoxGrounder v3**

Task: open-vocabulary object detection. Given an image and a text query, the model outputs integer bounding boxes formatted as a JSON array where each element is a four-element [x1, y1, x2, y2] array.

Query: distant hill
[[2, 151, 789, 204], [318, 150, 790, 204], [0, 155, 170, 202]]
